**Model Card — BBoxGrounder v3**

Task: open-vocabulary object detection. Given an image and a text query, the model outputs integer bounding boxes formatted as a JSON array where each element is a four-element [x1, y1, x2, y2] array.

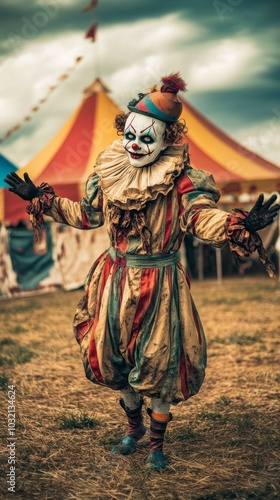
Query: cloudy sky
[[0, 0, 279, 168]]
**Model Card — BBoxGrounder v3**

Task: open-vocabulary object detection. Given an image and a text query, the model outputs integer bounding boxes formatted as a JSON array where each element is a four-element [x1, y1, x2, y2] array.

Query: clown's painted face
[[123, 112, 167, 167]]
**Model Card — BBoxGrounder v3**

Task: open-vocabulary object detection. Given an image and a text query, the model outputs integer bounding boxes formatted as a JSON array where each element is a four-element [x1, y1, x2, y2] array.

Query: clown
[[5, 73, 279, 470], [122, 113, 167, 167]]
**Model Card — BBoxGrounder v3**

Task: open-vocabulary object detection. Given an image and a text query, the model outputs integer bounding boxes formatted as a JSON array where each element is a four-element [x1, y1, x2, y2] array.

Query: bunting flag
[[1, 78, 122, 225], [0, 55, 84, 145], [0, 4, 98, 144], [85, 22, 97, 41], [83, 0, 98, 41], [82, 0, 98, 13]]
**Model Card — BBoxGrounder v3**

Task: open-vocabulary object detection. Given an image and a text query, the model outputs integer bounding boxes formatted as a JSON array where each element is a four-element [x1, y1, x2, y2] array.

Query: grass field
[[0, 276, 279, 500]]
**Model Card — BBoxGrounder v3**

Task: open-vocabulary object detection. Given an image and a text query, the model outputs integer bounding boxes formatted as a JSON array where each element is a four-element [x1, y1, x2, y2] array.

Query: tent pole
[[215, 247, 223, 284], [198, 243, 204, 281]]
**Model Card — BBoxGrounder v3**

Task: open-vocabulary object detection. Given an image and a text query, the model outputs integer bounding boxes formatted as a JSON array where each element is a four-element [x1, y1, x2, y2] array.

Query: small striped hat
[[127, 73, 187, 124]]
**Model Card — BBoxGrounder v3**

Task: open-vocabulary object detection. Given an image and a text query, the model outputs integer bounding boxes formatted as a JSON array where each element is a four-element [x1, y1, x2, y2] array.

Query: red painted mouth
[[129, 152, 147, 159]]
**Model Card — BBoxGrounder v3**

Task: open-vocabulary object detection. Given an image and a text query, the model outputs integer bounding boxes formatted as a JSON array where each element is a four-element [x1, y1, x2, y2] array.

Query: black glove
[[4, 172, 43, 201], [245, 193, 279, 232]]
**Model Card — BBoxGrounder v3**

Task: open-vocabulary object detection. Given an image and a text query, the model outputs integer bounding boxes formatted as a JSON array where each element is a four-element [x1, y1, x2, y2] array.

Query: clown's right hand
[[4, 172, 43, 201]]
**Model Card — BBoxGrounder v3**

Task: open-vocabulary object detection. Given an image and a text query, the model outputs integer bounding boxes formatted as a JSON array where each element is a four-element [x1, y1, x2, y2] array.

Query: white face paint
[[123, 112, 167, 167]]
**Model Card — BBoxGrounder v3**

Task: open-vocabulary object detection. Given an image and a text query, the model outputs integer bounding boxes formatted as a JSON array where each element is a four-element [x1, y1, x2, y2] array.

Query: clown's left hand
[[245, 193, 280, 232]]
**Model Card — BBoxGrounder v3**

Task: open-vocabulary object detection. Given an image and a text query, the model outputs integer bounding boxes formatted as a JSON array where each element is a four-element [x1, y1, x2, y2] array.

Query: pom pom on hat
[[161, 73, 187, 93], [127, 72, 187, 123]]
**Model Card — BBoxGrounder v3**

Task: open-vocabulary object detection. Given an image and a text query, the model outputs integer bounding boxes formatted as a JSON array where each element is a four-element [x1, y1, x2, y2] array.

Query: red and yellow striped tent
[[181, 97, 280, 196], [1, 78, 122, 225], [1, 79, 280, 225]]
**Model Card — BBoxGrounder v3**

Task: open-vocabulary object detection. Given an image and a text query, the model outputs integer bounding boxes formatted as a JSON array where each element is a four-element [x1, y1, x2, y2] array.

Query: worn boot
[[146, 408, 172, 469], [112, 398, 146, 455]]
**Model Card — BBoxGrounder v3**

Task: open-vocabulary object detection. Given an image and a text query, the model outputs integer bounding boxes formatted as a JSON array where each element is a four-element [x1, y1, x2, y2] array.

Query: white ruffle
[[95, 140, 188, 210]]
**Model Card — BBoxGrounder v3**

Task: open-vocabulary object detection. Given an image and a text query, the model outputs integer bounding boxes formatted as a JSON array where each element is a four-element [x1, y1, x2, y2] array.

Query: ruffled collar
[[94, 139, 188, 210]]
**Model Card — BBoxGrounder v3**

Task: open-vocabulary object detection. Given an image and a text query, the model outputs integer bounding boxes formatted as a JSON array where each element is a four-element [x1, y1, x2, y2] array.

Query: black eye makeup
[[141, 135, 154, 144], [124, 132, 136, 141]]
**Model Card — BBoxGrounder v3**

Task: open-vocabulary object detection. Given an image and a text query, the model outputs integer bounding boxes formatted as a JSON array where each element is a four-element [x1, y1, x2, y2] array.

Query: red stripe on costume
[[189, 203, 207, 236], [98, 191, 103, 210], [180, 349, 189, 399], [89, 317, 105, 384], [75, 318, 94, 344], [176, 170, 195, 195], [86, 251, 107, 284], [127, 268, 158, 364], [88, 254, 113, 384], [81, 210, 90, 228], [76, 315, 104, 384], [177, 171, 196, 220], [163, 191, 172, 251], [97, 254, 112, 307]]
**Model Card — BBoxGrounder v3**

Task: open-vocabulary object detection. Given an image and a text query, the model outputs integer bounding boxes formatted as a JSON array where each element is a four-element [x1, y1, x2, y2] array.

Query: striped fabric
[[2, 80, 280, 225], [2, 80, 122, 225], [147, 409, 172, 452], [45, 145, 236, 404]]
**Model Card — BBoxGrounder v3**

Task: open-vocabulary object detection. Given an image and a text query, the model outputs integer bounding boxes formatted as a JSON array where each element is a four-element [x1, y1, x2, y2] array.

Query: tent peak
[[83, 78, 111, 97]]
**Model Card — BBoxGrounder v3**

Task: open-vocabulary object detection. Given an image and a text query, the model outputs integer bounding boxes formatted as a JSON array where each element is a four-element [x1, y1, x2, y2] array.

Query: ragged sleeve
[[26, 173, 104, 235], [178, 166, 229, 246], [177, 166, 275, 276]]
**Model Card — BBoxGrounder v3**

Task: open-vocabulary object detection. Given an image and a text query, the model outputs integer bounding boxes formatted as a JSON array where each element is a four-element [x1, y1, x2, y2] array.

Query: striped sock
[[111, 398, 146, 455], [120, 398, 146, 440], [147, 408, 172, 452]]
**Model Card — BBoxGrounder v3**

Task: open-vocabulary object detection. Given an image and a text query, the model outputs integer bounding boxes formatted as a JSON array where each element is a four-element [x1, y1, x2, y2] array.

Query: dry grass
[[0, 276, 279, 500]]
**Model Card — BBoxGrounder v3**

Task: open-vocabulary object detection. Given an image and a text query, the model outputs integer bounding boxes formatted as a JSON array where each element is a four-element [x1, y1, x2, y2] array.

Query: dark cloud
[[0, 0, 185, 57], [182, 0, 280, 33], [190, 86, 280, 131], [1, 0, 279, 48], [260, 63, 280, 87], [0, 2, 88, 58], [1, 0, 279, 164], [2, 0, 278, 75]]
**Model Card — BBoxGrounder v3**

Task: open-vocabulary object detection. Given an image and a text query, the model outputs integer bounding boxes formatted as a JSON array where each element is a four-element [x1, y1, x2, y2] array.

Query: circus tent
[[1, 78, 279, 297], [1, 79, 280, 225], [180, 97, 280, 196], [1, 78, 121, 298], [1, 78, 122, 226]]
